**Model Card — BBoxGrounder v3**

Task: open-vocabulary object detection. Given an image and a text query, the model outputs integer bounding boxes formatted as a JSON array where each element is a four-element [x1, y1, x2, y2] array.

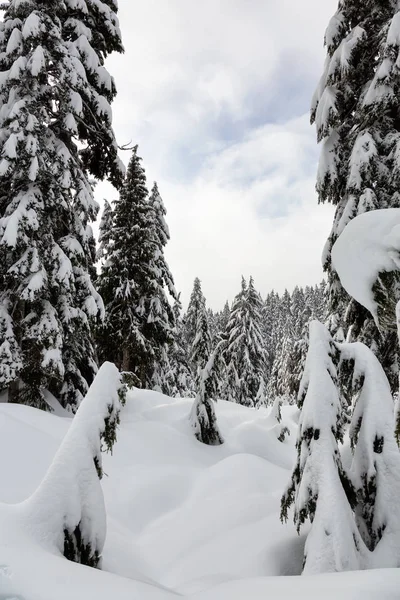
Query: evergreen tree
[[96, 200, 113, 262], [267, 310, 296, 403], [168, 296, 195, 397], [223, 277, 267, 407], [341, 341, 400, 553], [311, 0, 400, 392], [0, 0, 123, 409], [282, 318, 400, 571], [207, 307, 218, 346], [191, 302, 212, 380], [263, 290, 280, 379], [97, 147, 176, 387], [217, 300, 231, 335], [281, 321, 367, 574], [184, 277, 206, 350], [190, 337, 224, 446]]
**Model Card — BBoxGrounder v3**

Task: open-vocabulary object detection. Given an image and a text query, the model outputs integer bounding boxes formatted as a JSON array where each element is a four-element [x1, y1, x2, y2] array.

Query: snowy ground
[[0, 390, 399, 599]]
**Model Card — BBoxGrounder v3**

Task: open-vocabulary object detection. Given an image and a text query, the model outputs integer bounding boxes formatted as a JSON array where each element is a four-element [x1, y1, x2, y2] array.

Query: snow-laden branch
[[331, 208, 400, 329]]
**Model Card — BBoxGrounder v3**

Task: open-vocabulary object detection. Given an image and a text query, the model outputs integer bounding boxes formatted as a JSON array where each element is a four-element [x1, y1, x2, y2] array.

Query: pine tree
[[97, 149, 176, 388], [311, 0, 400, 392], [223, 277, 267, 407], [0, 0, 123, 409], [96, 200, 113, 262]]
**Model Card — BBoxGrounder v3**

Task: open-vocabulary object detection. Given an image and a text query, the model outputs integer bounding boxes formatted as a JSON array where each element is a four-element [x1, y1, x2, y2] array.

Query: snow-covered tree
[[25, 362, 127, 567], [191, 301, 212, 381], [217, 300, 230, 335], [0, 0, 123, 410], [267, 310, 296, 403], [97, 149, 176, 388], [263, 290, 280, 378], [96, 200, 113, 262], [168, 296, 195, 397], [223, 277, 267, 407], [281, 321, 367, 574], [311, 0, 400, 392], [190, 339, 224, 446], [340, 341, 400, 553], [184, 277, 206, 350], [282, 313, 400, 571], [145, 181, 178, 388]]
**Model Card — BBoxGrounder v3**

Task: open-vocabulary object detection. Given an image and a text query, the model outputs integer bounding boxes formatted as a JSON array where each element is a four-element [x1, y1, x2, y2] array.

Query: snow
[[331, 208, 400, 321], [0, 385, 399, 597]]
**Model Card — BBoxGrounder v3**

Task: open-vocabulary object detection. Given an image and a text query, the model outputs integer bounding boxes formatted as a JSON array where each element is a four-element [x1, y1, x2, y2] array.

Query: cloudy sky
[[97, 0, 338, 309]]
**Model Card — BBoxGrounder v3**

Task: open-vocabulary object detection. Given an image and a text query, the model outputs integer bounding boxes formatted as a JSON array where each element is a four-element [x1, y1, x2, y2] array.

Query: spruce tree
[[0, 0, 123, 409], [312, 0, 400, 392], [97, 148, 176, 387]]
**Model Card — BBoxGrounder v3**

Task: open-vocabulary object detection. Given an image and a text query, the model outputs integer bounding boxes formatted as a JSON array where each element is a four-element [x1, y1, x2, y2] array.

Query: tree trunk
[[8, 379, 20, 403], [121, 346, 130, 372]]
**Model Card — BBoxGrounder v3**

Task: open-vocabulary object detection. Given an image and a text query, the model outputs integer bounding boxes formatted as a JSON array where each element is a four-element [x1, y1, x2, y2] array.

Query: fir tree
[[311, 0, 400, 392], [0, 0, 123, 409], [97, 148, 176, 388]]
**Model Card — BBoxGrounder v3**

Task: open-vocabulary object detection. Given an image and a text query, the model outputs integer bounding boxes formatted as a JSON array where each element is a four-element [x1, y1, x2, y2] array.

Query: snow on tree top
[[331, 208, 400, 322]]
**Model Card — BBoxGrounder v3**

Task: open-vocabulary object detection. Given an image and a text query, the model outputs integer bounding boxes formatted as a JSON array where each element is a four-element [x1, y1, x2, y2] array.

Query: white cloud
[[96, 0, 338, 308], [161, 114, 334, 308]]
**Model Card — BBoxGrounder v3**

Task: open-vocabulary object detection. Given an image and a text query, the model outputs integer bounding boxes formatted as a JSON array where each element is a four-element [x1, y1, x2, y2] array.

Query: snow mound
[[0, 388, 399, 597]]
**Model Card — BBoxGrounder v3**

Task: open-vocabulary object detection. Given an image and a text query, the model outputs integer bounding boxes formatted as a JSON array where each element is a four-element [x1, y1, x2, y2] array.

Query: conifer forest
[[1, 1, 400, 598]]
